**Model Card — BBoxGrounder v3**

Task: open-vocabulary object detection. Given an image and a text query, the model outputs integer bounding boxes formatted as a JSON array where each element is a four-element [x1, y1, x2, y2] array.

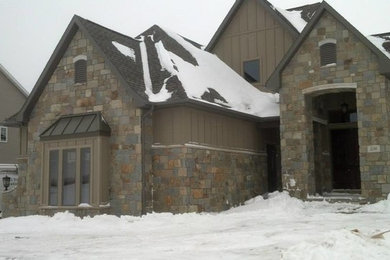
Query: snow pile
[[366, 36, 390, 59], [140, 27, 280, 117], [1, 192, 390, 259], [112, 41, 136, 61], [283, 229, 390, 260], [226, 191, 305, 215], [359, 193, 390, 213], [275, 7, 307, 33]]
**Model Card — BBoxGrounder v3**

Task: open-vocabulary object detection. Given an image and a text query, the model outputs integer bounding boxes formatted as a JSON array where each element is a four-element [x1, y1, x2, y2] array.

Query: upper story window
[[0, 126, 8, 142], [73, 55, 87, 84], [319, 39, 337, 66], [243, 59, 260, 83]]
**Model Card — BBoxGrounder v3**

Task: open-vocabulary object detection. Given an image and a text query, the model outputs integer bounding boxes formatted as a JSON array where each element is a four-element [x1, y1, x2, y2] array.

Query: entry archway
[[304, 83, 360, 194]]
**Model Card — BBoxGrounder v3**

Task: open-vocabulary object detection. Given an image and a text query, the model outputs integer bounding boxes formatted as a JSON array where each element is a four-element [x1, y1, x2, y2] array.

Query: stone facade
[[280, 11, 390, 201], [2, 30, 144, 217], [2, 28, 271, 218], [151, 145, 267, 213]]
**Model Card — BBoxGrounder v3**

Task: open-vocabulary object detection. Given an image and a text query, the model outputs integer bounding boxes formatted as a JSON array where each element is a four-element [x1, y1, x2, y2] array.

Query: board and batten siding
[[211, 0, 294, 90], [153, 107, 261, 151]]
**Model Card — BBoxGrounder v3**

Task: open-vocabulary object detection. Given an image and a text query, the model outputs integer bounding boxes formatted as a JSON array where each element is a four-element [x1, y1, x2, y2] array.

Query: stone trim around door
[[302, 83, 357, 96]]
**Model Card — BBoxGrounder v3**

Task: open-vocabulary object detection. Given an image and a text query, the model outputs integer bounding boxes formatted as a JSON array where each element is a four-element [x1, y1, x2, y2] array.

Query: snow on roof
[[273, 4, 390, 62], [275, 7, 307, 33], [366, 35, 390, 59], [139, 27, 279, 117], [112, 41, 136, 62]]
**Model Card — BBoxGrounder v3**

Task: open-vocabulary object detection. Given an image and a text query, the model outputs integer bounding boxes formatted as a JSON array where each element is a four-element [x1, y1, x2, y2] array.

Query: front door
[[331, 128, 360, 190]]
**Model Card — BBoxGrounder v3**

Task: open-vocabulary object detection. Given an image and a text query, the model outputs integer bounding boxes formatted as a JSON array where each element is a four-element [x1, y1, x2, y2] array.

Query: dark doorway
[[331, 128, 361, 189], [267, 144, 278, 192]]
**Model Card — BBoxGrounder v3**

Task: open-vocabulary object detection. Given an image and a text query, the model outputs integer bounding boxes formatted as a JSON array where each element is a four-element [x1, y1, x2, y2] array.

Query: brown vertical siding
[[211, 0, 295, 90], [153, 106, 261, 151]]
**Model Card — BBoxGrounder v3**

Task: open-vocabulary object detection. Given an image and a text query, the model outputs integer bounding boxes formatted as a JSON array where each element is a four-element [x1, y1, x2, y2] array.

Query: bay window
[[41, 112, 110, 208]]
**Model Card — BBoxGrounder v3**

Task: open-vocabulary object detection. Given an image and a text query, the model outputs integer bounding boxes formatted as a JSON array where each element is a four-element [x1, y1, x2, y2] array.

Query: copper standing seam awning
[[40, 112, 111, 141]]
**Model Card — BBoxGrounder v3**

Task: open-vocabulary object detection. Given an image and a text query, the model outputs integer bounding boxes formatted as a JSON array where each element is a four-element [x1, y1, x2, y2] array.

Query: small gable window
[[73, 55, 87, 84], [243, 59, 260, 83], [319, 39, 337, 66]]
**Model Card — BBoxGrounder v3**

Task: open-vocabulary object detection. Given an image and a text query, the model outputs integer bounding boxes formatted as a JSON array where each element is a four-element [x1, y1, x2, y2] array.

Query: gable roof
[[4, 15, 279, 126], [0, 64, 29, 97], [5, 15, 148, 126], [266, 1, 390, 92], [206, 0, 303, 51]]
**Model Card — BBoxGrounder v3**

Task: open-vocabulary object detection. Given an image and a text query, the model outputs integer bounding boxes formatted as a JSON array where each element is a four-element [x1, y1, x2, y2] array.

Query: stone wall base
[[150, 144, 268, 213]]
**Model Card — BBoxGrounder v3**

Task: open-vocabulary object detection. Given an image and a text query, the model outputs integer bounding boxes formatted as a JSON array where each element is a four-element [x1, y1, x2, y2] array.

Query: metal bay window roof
[[40, 112, 111, 141]]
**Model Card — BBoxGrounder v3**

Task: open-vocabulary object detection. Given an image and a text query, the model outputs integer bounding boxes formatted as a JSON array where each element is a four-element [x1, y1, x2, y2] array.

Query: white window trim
[[73, 55, 87, 63], [319, 38, 337, 47], [0, 126, 8, 143]]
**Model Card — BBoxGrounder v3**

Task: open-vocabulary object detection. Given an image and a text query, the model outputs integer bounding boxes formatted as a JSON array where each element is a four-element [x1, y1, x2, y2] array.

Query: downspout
[[141, 105, 154, 215]]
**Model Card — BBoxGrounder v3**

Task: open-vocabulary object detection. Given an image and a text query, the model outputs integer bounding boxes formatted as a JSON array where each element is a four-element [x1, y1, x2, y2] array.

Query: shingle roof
[[40, 112, 110, 141], [368, 32, 390, 58], [287, 2, 321, 23], [3, 14, 279, 126]]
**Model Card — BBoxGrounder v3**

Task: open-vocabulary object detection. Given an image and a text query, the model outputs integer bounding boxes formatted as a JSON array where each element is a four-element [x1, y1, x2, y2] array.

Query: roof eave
[[151, 98, 279, 122], [12, 15, 81, 125], [0, 64, 29, 97]]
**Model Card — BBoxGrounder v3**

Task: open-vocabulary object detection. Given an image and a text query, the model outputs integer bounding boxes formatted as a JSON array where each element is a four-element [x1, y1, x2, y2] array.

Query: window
[[49, 150, 59, 206], [80, 147, 91, 204], [48, 147, 91, 206], [74, 55, 87, 84], [243, 60, 260, 83], [41, 112, 110, 208], [320, 39, 337, 66], [0, 126, 7, 142]]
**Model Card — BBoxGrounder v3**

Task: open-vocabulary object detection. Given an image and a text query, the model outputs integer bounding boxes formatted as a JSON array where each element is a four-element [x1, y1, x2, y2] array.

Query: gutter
[[140, 105, 154, 215]]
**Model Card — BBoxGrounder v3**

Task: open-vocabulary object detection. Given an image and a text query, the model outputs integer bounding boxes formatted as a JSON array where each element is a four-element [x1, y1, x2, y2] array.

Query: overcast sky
[[0, 0, 389, 92]]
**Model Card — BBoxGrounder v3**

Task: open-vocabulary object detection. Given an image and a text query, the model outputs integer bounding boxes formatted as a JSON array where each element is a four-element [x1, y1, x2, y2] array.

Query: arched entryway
[[305, 83, 361, 194]]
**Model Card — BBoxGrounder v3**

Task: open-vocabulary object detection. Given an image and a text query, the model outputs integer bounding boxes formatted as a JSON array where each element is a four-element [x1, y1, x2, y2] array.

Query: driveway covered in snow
[[0, 192, 389, 259]]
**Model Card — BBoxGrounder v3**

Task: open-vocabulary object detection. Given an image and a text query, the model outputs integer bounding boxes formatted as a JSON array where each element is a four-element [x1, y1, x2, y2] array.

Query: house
[[3, 0, 390, 218], [207, 0, 390, 201], [1, 15, 280, 217], [0, 64, 28, 212]]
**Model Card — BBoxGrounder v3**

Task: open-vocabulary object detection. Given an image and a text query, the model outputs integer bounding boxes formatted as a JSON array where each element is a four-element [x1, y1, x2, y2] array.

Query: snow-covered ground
[[0, 192, 389, 259]]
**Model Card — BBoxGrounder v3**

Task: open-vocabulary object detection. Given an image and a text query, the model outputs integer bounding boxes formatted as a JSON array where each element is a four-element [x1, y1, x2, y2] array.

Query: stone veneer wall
[[151, 146, 267, 213], [2, 30, 144, 217], [280, 11, 390, 201]]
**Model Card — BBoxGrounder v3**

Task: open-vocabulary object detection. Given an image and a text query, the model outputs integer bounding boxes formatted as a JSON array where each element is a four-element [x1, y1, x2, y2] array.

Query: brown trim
[[266, 1, 390, 92], [151, 99, 279, 122]]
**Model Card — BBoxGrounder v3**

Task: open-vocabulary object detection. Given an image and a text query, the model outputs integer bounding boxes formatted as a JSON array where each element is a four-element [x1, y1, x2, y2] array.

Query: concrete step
[[307, 191, 368, 204]]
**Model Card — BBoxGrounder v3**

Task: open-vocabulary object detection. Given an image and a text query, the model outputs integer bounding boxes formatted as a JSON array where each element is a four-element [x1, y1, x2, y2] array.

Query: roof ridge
[[287, 2, 322, 11], [371, 32, 390, 37], [75, 15, 140, 43]]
